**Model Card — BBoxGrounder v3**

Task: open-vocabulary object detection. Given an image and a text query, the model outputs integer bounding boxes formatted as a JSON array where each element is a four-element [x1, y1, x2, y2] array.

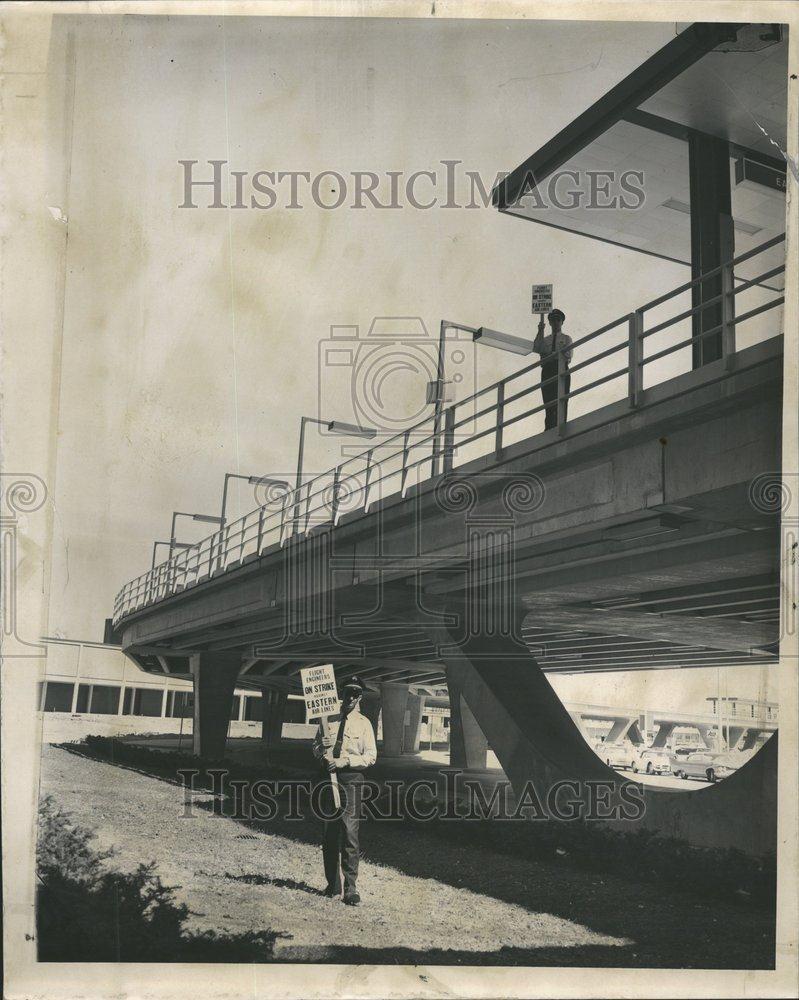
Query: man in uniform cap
[[312, 674, 377, 906], [533, 308, 573, 430]]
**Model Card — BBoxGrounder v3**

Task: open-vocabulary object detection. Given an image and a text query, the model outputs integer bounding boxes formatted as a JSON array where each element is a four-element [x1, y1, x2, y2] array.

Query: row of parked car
[[597, 742, 757, 783]]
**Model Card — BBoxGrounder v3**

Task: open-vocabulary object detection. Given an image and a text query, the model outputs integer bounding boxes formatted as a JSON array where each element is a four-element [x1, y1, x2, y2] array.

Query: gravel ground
[[38, 745, 774, 967]]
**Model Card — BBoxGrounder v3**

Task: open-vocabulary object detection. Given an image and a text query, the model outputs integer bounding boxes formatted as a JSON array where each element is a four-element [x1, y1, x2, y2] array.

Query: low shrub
[[36, 795, 287, 962]]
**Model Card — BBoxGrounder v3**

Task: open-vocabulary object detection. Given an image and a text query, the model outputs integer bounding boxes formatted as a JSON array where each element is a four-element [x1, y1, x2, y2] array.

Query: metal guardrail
[[113, 235, 785, 623]]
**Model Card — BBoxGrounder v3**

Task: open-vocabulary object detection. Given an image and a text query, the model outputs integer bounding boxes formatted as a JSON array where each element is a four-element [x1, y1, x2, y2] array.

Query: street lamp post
[[428, 319, 535, 476], [220, 472, 290, 527], [151, 538, 191, 572], [294, 417, 377, 536], [169, 510, 224, 585], [170, 510, 224, 558], [150, 538, 192, 602]]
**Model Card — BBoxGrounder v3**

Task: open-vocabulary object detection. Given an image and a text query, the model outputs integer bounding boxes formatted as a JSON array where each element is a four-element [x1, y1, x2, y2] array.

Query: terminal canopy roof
[[493, 22, 788, 288]]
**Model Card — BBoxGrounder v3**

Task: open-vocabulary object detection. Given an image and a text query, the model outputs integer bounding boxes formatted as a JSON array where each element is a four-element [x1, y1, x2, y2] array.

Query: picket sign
[[301, 665, 341, 810], [531, 283, 553, 314]]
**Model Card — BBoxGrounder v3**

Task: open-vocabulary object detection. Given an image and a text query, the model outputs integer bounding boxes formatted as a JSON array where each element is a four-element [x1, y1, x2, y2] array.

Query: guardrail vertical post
[[400, 430, 410, 495], [331, 466, 341, 524], [443, 407, 456, 473], [431, 420, 441, 479], [217, 525, 227, 573], [628, 310, 644, 408], [303, 480, 313, 535], [721, 260, 735, 369], [363, 448, 373, 512], [278, 492, 289, 547], [256, 504, 265, 553], [495, 382, 505, 458], [556, 350, 568, 431]]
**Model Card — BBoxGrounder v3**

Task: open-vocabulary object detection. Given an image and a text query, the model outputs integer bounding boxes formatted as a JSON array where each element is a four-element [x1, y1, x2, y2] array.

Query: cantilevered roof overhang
[[493, 23, 738, 212], [491, 22, 788, 280]]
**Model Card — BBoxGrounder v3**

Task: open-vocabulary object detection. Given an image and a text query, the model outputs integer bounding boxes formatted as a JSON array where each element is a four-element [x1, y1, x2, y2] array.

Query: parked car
[[631, 746, 672, 775], [599, 742, 636, 771], [669, 749, 723, 782], [713, 747, 758, 779]]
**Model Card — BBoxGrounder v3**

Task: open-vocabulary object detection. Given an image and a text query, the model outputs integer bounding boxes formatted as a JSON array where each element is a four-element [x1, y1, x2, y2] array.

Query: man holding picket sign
[[531, 285, 573, 431], [306, 670, 377, 906]]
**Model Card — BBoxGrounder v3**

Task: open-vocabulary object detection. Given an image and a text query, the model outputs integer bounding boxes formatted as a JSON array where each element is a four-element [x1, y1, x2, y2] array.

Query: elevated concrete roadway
[[112, 338, 783, 855]]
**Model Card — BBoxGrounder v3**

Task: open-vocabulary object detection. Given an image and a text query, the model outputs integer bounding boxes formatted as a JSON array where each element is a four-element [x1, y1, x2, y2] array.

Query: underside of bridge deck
[[113, 338, 783, 855]]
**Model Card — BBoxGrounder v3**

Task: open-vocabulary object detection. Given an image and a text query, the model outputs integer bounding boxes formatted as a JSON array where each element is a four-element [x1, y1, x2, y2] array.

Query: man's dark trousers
[[321, 772, 364, 894], [540, 359, 570, 430]]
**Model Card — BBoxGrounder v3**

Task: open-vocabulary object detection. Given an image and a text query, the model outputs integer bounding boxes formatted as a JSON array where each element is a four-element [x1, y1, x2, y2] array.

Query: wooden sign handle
[[320, 716, 341, 810]]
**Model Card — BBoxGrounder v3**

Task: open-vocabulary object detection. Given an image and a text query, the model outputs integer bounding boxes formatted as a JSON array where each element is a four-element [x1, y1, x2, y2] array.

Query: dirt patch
[[38, 745, 774, 967]]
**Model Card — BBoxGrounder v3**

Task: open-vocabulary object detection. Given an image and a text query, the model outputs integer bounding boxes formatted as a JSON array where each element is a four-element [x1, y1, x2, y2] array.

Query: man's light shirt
[[313, 706, 377, 769]]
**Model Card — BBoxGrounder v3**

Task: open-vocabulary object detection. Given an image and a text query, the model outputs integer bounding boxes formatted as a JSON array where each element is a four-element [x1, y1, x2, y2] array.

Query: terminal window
[[166, 690, 193, 718], [40, 681, 74, 712], [76, 684, 121, 715], [122, 687, 164, 717], [243, 695, 264, 722]]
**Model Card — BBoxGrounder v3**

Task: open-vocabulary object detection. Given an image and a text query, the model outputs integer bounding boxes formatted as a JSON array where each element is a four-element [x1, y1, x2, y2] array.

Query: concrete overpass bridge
[[566, 702, 778, 751], [642, 707, 777, 751], [113, 327, 783, 693], [110, 243, 785, 855], [110, 23, 790, 855]]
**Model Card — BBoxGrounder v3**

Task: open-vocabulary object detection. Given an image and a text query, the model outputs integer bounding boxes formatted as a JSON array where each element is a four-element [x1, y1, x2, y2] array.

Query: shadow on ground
[[57, 740, 776, 969]]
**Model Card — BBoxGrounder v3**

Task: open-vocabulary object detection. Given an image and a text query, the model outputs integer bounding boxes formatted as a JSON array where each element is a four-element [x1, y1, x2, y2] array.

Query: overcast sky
[[44, 13, 778, 711]]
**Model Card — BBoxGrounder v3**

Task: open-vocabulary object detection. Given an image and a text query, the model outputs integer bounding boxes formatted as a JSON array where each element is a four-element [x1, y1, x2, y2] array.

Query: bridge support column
[[727, 725, 747, 750], [447, 670, 488, 769], [360, 689, 381, 735], [403, 693, 425, 754], [651, 722, 676, 748], [688, 130, 734, 367], [261, 688, 287, 751], [425, 601, 776, 854], [696, 724, 715, 749], [606, 717, 638, 744], [190, 651, 241, 759], [379, 682, 409, 756], [739, 729, 760, 751], [431, 610, 610, 800], [627, 721, 644, 746]]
